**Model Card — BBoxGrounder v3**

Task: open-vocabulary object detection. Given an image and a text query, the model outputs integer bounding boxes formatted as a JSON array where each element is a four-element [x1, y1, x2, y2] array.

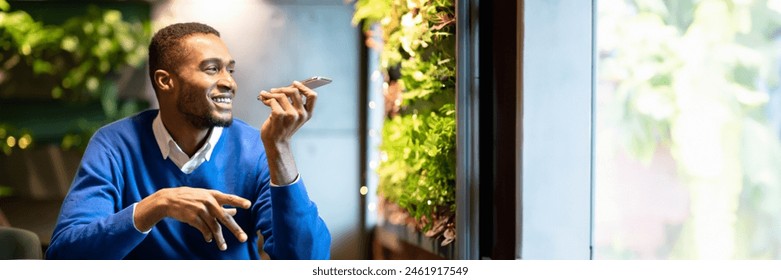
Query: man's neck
[[159, 110, 210, 157]]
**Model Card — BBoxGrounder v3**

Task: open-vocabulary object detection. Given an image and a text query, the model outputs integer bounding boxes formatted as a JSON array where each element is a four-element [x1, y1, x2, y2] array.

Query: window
[[595, 0, 781, 259]]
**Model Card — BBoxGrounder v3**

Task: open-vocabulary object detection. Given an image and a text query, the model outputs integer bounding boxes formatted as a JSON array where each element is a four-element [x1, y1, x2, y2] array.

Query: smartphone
[[301, 76, 332, 89], [257, 76, 332, 101]]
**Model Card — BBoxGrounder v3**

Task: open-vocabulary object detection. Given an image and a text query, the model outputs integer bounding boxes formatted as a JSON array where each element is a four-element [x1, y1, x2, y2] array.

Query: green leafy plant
[[0, 0, 150, 154], [353, 0, 456, 245]]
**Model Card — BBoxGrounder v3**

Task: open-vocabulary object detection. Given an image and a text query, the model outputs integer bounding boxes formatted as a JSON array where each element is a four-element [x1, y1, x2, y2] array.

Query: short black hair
[[148, 22, 220, 90]]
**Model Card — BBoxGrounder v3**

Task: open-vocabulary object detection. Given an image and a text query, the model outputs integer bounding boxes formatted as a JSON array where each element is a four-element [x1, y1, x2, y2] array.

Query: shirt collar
[[152, 112, 223, 162]]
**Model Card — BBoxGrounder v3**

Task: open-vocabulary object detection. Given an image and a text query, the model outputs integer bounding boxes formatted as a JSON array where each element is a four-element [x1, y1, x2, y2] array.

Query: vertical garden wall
[[353, 0, 456, 247]]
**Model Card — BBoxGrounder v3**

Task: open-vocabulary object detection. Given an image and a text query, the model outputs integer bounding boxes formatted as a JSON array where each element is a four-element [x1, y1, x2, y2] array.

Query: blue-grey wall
[[150, 0, 362, 259]]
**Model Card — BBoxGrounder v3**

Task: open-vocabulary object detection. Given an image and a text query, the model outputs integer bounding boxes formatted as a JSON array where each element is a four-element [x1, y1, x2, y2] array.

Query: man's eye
[[205, 66, 218, 73]]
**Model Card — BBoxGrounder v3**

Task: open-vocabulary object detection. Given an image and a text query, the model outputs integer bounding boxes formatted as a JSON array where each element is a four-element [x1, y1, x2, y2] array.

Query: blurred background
[[5, 0, 781, 261], [0, 0, 366, 259], [595, 0, 781, 259], [0, 0, 468, 260]]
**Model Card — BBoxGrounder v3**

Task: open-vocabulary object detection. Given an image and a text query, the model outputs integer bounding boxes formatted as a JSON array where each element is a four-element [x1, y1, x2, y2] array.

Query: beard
[[177, 85, 233, 128], [180, 109, 233, 128]]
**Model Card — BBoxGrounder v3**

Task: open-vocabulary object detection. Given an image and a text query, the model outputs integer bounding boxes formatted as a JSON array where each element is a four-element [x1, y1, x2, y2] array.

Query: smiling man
[[45, 22, 331, 259]]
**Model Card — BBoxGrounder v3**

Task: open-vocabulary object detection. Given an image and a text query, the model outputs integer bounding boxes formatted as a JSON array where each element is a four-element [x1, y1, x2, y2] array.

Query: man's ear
[[154, 69, 173, 91]]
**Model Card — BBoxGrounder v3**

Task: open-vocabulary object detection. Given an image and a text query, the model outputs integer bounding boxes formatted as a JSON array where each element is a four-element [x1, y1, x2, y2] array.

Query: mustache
[[208, 81, 236, 96]]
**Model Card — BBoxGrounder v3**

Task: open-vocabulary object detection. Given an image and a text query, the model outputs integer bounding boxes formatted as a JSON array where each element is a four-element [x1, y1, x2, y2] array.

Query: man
[[45, 22, 331, 259]]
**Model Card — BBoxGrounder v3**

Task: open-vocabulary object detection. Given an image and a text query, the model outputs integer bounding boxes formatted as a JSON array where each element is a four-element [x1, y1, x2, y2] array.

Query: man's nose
[[217, 73, 236, 92]]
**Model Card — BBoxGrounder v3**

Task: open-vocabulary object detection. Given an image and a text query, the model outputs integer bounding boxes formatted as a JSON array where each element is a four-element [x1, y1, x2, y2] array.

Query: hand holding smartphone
[[257, 76, 332, 101]]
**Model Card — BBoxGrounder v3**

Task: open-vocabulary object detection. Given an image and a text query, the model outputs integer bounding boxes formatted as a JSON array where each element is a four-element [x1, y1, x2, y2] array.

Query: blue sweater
[[46, 110, 331, 259]]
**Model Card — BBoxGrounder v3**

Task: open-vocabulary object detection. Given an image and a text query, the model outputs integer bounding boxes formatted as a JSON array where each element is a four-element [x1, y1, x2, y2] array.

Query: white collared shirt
[[152, 113, 223, 174], [150, 112, 299, 184], [134, 113, 224, 234]]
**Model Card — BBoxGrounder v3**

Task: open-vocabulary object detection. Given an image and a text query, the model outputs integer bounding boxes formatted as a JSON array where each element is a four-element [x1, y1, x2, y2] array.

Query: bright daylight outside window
[[596, 0, 781, 259]]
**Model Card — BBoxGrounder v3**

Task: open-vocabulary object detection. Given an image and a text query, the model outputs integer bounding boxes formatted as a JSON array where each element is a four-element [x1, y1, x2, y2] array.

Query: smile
[[212, 97, 232, 104]]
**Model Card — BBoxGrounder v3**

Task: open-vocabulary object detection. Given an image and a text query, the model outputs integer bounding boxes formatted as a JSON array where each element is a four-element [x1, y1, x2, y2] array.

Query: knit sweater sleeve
[[45, 130, 147, 259], [253, 151, 331, 260]]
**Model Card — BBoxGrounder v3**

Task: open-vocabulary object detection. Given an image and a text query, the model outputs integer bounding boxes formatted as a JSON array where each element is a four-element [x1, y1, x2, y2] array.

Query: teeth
[[212, 97, 232, 104]]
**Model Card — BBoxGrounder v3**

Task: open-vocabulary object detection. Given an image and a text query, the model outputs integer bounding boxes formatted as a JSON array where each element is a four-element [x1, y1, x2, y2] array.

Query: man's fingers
[[201, 211, 226, 251], [204, 201, 248, 245], [218, 209, 248, 243], [270, 86, 300, 95], [257, 90, 273, 102], [165, 188, 250, 250], [261, 91, 295, 112], [292, 81, 317, 117], [270, 92, 296, 113], [213, 221, 227, 251], [212, 192, 251, 209], [268, 87, 308, 122], [267, 97, 284, 114], [206, 193, 249, 244], [292, 80, 313, 94], [261, 84, 317, 119], [198, 211, 224, 249], [273, 85, 304, 111], [188, 215, 213, 243]]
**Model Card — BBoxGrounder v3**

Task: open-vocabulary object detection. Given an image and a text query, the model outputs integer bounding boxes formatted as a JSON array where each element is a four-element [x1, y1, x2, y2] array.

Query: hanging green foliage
[[0, 0, 151, 154], [353, 0, 456, 245]]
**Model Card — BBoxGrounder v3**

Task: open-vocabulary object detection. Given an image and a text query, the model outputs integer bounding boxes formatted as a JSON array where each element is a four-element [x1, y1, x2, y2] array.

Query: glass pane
[[595, 0, 781, 259]]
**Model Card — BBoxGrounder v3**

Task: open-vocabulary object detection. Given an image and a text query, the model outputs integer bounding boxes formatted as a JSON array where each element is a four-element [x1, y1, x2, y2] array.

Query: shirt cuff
[[131, 203, 152, 234], [270, 173, 301, 187]]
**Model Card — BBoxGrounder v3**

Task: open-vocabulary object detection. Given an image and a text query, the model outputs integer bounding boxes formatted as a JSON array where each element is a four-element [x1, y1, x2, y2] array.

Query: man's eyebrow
[[199, 58, 236, 68]]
